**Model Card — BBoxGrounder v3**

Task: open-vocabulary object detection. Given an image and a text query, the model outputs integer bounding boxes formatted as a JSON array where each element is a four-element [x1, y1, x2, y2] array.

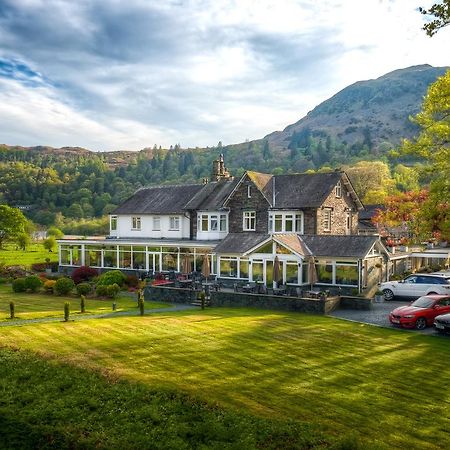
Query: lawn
[[0, 242, 58, 267], [0, 285, 171, 321], [0, 308, 449, 449]]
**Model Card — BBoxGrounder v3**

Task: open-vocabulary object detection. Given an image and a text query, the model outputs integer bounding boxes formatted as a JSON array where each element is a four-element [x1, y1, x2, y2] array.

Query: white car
[[380, 274, 450, 301]]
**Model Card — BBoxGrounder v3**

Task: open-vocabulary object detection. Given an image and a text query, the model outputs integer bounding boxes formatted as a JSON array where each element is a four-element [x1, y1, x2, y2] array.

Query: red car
[[389, 295, 450, 330]]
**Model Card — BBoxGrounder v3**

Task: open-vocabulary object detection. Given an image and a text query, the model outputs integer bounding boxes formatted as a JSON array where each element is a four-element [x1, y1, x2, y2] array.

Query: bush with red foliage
[[126, 274, 139, 287], [72, 266, 98, 285]]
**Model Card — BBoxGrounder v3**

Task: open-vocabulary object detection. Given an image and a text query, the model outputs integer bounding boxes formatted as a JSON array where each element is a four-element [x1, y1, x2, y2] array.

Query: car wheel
[[383, 289, 394, 301], [415, 317, 427, 330], [428, 292, 437, 295]]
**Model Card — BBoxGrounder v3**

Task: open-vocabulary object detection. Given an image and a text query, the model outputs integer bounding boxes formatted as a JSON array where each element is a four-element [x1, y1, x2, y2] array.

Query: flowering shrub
[[44, 279, 56, 293]]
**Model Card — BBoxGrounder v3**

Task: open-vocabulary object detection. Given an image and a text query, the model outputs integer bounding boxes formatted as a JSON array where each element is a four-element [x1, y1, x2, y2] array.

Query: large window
[[132, 216, 141, 230], [286, 262, 299, 284], [243, 211, 256, 231], [110, 216, 117, 231], [315, 259, 359, 286], [269, 212, 303, 234], [316, 260, 333, 283], [199, 213, 228, 232], [335, 263, 358, 286], [169, 216, 180, 231], [220, 257, 238, 278]]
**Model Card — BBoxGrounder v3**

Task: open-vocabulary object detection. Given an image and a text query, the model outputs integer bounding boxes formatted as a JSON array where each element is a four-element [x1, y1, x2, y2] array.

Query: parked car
[[389, 295, 450, 330], [434, 313, 450, 334], [380, 274, 450, 301]]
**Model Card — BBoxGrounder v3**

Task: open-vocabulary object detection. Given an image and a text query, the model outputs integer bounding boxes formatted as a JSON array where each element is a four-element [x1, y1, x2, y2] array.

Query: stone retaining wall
[[339, 295, 373, 310], [145, 285, 341, 314]]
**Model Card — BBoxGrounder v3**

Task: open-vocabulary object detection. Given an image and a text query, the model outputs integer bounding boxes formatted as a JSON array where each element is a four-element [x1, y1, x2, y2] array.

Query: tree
[[43, 236, 56, 252], [420, 1, 450, 36], [0, 205, 28, 248], [47, 226, 64, 239], [398, 70, 450, 240], [16, 232, 31, 250]]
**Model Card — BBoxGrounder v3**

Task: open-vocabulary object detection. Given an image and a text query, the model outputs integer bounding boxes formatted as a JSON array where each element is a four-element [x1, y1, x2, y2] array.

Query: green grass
[[0, 348, 327, 450], [0, 242, 58, 267], [0, 285, 171, 321], [1, 308, 449, 449]]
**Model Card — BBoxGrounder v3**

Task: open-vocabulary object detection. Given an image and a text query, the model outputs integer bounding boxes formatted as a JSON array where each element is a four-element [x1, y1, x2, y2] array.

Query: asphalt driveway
[[329, 300, 447, 336]]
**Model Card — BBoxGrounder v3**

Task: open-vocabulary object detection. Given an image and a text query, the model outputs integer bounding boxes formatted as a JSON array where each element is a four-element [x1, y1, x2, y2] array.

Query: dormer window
[[131, 216, 141, 230], [335, 181, 342, 198]]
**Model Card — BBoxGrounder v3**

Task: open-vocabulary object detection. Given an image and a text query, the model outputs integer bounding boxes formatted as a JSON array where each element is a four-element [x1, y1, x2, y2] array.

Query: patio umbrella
[[201, 254, 211, 279], [181, 254, 191, 275], [308, 257, 318, 289], [273, 255, 282, 286]]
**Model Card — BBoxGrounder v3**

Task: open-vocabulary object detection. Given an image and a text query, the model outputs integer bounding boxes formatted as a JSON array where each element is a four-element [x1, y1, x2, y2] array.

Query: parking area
[[329, 300, 448, 336]]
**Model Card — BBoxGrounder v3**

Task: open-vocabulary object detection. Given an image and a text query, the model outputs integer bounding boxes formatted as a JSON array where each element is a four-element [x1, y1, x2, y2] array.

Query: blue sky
[[0, 0, 449, 151]]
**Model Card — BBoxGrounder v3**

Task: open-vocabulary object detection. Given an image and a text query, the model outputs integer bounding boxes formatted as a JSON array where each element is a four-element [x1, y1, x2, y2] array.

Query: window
[[322, 208, 332, 232], [243, 211, 256, 231], [268, 212, 303, 234], [346, 213, 351, 230], [220, 257, 238, 278], [220, 214, 227, 232], [247, 185, 252, 198], [198, 213, 228, 232], [335, 181, 342, 198], [153, 216, 161, 231], [110, 216, 117, 231], [132, 216, 141, 230], [169, 216, 180, 230]]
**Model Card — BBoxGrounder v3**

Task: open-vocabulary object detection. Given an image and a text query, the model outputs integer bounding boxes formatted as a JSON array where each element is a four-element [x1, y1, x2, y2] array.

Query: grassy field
[[0, 285, 171, 321], [0, 308, 449, 449], [0, 242, 58, 267]]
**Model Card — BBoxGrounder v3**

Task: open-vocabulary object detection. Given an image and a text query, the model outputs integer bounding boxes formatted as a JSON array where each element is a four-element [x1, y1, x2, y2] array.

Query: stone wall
[[227, 174, 270, 234], [318, 182, 359, 235], [303, 209, 317, 234], [145, 285, 341, 314], [339, 295, 372, 310]]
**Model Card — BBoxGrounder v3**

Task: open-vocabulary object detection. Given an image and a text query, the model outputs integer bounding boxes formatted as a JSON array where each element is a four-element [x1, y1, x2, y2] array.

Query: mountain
[[266, 64, 448, 157]]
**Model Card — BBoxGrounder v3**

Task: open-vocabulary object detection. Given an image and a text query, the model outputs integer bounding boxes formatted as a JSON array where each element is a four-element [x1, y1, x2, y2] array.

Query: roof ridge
[[135, 182, 204, 192]]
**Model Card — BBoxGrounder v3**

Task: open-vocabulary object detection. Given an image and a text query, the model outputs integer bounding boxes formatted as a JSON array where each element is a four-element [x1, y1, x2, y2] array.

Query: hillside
[[266, 64, 448, 157]]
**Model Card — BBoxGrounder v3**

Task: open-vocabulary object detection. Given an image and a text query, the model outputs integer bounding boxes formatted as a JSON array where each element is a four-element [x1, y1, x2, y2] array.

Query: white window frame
[[243, 211, 256, 231], [131, 216, 141, 230], [198, 213, 228, 233], [322, 208, 332, 232], [153, 216, 161, 231], [169, 216, 180, 231], [268, 211, 304, 234], [110, 215, 117, 231], [335, 181, 342, 198], [247, 185, 252, 198]]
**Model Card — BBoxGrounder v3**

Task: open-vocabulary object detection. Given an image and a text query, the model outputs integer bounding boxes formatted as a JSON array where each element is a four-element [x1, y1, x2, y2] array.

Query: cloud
[[0, 0, 449, 151]]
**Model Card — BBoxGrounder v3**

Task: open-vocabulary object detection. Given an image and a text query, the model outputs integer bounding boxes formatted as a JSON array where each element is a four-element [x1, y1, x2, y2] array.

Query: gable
[[223, 172, 272, 207]]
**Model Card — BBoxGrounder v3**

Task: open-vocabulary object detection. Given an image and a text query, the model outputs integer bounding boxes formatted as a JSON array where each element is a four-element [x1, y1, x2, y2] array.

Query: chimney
[[211, 154, 233, 182]]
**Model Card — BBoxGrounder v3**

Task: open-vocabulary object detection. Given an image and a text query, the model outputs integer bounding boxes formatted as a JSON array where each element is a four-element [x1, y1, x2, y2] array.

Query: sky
[[0, 0, 449, 152]]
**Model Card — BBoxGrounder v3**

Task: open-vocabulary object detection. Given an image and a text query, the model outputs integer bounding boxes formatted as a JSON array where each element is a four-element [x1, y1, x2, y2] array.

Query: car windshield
[[411, 297, 435, 308]]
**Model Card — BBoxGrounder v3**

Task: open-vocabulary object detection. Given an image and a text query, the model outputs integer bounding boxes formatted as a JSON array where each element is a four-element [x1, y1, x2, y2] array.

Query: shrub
[[9, 301, 15, 319], [0, 277, 9, 284], [12, 278, 27, 293], [96, 285, 108, 297], [138, 297, 145, 316], [126, 274, 139, 288], [72, 266, 98, 285], [54, 277, 75, 295], [80, 295, 86, 313], [44, 279, 56, 293], [76, 282, 92, 296], [64, 302, 70, 322], [24, 275, 43, 293], [106, 283, 120, 299], [97, 270, 126, 287]]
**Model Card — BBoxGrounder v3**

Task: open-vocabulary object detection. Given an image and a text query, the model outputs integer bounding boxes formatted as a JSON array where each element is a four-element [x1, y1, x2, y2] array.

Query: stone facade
[[316, 182, 359, 235], [226, 174, 270, 233]]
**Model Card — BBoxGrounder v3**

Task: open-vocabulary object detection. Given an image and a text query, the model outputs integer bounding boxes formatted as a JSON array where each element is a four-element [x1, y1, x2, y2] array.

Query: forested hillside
[[0, 64, 447, 229]]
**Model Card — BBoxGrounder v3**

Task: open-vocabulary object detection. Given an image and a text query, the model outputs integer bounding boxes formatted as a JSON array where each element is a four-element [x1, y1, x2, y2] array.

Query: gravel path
[[0, 304, 197, 328]]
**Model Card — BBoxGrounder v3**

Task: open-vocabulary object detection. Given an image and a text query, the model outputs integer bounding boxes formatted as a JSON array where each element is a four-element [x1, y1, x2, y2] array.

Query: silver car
[[380, 274, 450, 301]]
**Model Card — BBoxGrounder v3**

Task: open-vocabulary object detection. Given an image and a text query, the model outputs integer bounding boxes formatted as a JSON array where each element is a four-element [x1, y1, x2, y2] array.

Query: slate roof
[[271, 172, 343, 208], [301, 235, 380, 258], [184, 179, 238, 211], [112, 184, 204, 215], [359, 204, 383, 220], [213, 233, 269, 254]]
